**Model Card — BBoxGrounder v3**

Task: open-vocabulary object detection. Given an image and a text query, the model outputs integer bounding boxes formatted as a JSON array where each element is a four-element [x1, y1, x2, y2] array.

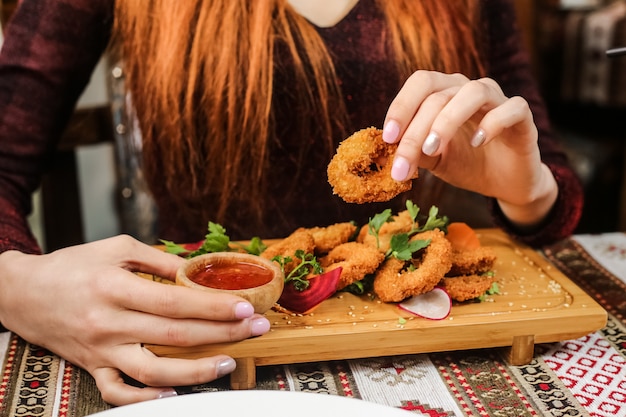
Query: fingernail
[[391, 156, 410, 181], [471, 129, 486, 147], [234, 302, 254, 319], [422, 132, 440, 156], [251, 317, 271, 336], [157, 389, 178, 399], [216, 358, 237, 378], [382, 120, 400, 143]]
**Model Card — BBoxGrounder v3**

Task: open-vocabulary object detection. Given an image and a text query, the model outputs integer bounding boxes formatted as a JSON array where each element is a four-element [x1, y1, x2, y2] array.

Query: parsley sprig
[[160, 221, 266, 258], [366, 201, 449, 261], [477, 281, 500, 302], [272, 250, 323, 291], [367, 208, 393, 249], [415, 205, 449, 233]]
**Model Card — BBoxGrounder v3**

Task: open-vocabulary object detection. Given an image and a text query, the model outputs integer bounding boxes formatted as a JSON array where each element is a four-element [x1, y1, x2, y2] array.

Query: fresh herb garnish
[[231, 236, 267, 256], [342, 274, 375, 295], [477, 281, 500, 302], [160, 240, 189, 256], [416, 205, 449, 233], [379, 201, 449, 261], [367, 208, 393, 249], [160, 221, 265, 258], [272, 249, 323, 291], [387, 233, 431, 261]]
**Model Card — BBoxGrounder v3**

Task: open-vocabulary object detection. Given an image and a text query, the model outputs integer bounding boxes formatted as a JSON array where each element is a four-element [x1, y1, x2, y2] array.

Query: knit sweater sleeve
[[0, 0, 113, 254], [483, 0, 584, 247]]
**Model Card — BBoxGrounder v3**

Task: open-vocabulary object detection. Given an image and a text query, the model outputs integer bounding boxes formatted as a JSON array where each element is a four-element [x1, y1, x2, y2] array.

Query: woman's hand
[[0, 235, 270, 406], [382, 70, 558, 229]]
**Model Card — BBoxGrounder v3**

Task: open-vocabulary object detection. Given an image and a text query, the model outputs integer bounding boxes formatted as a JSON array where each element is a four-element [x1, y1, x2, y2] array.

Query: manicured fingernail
[[422, 132, 440, 156], [234, 302, 254, 319], [216, 358, 237, 378], [157, 389, 178, 399], [391, 156, 410, 181], [471, 129, 486, 147], [251, 317, 271, 336], [382, 120, 400, 143]]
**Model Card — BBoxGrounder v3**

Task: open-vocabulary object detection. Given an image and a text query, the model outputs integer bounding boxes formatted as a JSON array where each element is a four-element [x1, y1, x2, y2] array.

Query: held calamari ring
[[327, 127, 416, 203]]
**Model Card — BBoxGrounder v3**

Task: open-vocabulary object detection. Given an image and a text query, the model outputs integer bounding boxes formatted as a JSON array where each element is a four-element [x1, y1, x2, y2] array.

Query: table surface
[[1, 232, 626, 417]]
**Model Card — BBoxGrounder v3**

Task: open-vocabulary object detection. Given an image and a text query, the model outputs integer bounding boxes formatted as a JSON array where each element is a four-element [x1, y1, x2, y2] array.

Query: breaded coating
[[327, 127, 416, 203], [373, 230, 452, 302], [298, 222, 358, 255], [320, 241, 385, 290], [441, 275, 496, 302], [357, 210, 414, 253], [260, 229, 315, 274], [447, 246, 497, 277]]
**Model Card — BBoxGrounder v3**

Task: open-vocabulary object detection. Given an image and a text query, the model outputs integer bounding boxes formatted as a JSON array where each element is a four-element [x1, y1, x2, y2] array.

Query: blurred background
[[1, 0, 626, 252]]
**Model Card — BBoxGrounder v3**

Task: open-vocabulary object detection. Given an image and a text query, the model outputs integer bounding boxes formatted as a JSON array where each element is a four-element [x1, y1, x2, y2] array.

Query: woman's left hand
[[382, 70, 558, 228]]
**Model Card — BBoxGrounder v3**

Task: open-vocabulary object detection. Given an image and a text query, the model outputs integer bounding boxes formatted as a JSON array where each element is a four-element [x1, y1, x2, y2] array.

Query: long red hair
[[112, 0, 484, 230]]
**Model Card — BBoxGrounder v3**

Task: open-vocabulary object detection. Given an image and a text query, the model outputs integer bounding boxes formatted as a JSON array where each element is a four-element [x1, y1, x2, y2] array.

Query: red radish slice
[[398, 287, 452, 320], [277, 267, 342, 314]]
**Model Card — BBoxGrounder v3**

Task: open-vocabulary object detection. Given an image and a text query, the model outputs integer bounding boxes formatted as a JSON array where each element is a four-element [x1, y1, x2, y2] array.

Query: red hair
[[112, 0, 484, 230]]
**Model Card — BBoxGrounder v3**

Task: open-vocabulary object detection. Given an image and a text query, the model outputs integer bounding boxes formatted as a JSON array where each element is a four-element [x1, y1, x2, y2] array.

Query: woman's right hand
[[0, 235, 271, 406]]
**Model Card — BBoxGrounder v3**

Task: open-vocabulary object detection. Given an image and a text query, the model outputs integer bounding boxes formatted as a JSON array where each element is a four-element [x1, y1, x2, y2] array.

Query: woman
[[0, 0, 582, 406]]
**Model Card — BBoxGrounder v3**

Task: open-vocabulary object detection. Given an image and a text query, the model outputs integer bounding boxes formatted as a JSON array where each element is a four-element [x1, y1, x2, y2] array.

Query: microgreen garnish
[[416, 205, 449, 233], [477, 281, 500, 302], [160, 240, 189, 256], [368, 201, 449, 261], [272, 249, 323, 291], [343, 274, 375, 295], [231, 236, 267, 255], [387, 233, 431, 261], [161, 221, 265, 258], [367, 208, 393, 249]]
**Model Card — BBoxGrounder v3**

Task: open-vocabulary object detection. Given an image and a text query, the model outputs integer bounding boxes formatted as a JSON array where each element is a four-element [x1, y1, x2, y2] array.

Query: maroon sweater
[[0, 0, 583, 254]]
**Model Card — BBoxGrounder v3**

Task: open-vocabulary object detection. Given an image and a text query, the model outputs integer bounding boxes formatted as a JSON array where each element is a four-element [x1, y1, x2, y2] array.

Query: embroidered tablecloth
[[1, 233, 625, 417]]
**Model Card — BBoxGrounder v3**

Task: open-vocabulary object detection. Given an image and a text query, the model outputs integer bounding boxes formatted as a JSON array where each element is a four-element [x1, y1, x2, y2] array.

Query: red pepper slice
[[277, 267, 343, 314], [183, 241, 204, 252]]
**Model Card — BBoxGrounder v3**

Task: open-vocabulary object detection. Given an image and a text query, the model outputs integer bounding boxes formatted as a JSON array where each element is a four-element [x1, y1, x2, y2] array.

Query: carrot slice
[[277, 267, 342, 314], [445, 222, 481, 251]]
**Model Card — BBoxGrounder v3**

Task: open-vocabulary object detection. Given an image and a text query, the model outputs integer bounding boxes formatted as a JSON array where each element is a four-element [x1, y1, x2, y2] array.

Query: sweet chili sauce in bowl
[[191, 261, 274, 290], [176, 252, 284, 313]]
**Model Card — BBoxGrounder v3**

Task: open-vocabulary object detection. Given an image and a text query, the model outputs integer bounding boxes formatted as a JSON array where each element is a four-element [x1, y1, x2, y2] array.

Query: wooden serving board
[[146, 228, 607, 389]]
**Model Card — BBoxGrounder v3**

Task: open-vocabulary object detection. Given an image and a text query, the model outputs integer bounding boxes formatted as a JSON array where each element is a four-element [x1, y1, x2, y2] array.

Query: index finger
[[88, 234, 185, 281], [382, 71, 469, 144]]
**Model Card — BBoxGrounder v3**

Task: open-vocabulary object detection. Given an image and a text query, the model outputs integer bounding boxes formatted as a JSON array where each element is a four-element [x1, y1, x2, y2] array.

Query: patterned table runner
[[1, 234, 625, 417]]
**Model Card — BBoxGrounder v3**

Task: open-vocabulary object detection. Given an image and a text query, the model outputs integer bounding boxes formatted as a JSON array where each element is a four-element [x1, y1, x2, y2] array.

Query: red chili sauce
[[190, 262, 273, 290]]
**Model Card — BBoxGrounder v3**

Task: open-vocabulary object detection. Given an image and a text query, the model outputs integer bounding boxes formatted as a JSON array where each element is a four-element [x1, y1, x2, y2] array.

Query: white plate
[[89, 390, 413, 416]]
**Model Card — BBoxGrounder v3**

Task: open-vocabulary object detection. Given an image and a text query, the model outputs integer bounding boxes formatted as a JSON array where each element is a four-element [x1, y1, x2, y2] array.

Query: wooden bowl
[[176, 252, 284, 313]]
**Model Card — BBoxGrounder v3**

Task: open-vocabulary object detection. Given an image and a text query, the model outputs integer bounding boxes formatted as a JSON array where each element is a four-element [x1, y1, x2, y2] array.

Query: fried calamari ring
[[356, 210, 414, 253], [446, 246, 497, 277], [298, 222, 358, 255], [327, 127, 415, 203], [320, 242, 385, 290], [373, 230, 452, 302], [260, 229, 315, 275], [440, 274, 496, 302]]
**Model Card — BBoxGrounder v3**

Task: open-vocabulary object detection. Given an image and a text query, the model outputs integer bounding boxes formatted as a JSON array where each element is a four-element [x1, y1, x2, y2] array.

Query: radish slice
[[398, 287, 452, 320]]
